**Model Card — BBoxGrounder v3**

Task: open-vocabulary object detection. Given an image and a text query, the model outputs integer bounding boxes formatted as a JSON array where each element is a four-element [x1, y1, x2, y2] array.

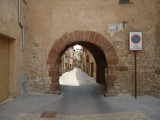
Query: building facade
[[60, 47, 74, 74], [81, 48, 97, 80], [0, 0, 160, 102], [60, 45, 97, 80]]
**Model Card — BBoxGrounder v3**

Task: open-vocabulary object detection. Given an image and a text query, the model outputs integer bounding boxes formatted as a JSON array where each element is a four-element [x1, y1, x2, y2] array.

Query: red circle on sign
[[131, 34, 141, 44]]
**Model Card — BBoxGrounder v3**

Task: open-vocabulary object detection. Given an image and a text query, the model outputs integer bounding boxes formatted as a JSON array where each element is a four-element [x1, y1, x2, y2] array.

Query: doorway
[[0, 37, 9, 102]]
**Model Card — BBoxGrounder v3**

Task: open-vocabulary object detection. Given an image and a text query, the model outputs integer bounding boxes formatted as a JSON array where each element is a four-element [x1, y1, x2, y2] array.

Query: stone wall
[[26, 0, 160, 97]]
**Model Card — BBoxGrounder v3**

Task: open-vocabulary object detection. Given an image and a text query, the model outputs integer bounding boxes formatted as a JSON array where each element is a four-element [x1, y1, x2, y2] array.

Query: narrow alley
[[0, 68, 160, 120]]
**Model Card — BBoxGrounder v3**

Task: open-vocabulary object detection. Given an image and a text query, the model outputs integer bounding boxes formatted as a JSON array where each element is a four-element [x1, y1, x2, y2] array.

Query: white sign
[[129, 32, 142, 50]]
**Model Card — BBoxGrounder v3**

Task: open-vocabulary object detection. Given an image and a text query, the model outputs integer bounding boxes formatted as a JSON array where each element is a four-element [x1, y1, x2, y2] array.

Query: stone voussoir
[[73, 30, 82, 41], [88, 31, 97, 42], [83, 31, 90, 41]]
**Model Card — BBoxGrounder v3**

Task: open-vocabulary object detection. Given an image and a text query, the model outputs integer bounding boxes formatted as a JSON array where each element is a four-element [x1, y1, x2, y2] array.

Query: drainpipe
[[18, 0, 29, 94], [18, 0, 24, 50]]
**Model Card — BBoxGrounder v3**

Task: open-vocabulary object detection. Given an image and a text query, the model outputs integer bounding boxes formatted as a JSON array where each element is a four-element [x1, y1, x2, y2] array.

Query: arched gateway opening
[[47, 31, 118, 95]]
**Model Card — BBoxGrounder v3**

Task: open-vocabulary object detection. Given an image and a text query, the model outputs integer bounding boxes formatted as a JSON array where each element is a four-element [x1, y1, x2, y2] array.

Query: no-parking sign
[[129, 32, 142, 50]]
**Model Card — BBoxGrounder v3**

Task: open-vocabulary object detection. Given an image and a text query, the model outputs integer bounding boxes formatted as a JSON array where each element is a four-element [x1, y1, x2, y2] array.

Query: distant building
[[81, 48, 97, 80], [60, 45, 97, 80], [60, 47, 74, 74]]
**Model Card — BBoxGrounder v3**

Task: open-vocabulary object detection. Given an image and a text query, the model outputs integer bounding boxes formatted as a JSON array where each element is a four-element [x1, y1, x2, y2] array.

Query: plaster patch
[[108, 22, 128, 37]]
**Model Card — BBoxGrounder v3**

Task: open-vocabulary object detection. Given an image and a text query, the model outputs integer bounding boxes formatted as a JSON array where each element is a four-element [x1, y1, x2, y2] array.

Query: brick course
[[115, 66, 128, 71]]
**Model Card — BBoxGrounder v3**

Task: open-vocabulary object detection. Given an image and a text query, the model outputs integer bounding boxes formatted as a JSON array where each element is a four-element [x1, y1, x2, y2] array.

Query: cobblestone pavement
[[17, 111, 151, 120], [0, 68, 160, 120]]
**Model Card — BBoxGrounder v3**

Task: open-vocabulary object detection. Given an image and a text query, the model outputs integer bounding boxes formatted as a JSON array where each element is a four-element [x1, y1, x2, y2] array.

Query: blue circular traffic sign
[[131, 34, 141, 44]]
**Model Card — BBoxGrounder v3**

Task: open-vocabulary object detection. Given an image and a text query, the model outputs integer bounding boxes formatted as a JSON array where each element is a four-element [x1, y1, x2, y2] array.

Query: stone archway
[[47, 30, 118, 95]]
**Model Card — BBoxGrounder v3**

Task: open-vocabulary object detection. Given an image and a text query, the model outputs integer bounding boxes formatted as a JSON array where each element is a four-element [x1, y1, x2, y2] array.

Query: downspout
[[18, 0, 24, 50], [18, 0, 29, 94]]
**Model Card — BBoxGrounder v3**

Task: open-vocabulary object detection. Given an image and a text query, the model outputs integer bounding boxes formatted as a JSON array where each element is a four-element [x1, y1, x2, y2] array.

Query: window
[[119, 0, 129, 4]]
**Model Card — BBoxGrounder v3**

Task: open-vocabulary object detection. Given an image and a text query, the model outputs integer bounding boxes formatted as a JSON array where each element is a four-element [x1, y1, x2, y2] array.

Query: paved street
[[0, 68, 160, 120]]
